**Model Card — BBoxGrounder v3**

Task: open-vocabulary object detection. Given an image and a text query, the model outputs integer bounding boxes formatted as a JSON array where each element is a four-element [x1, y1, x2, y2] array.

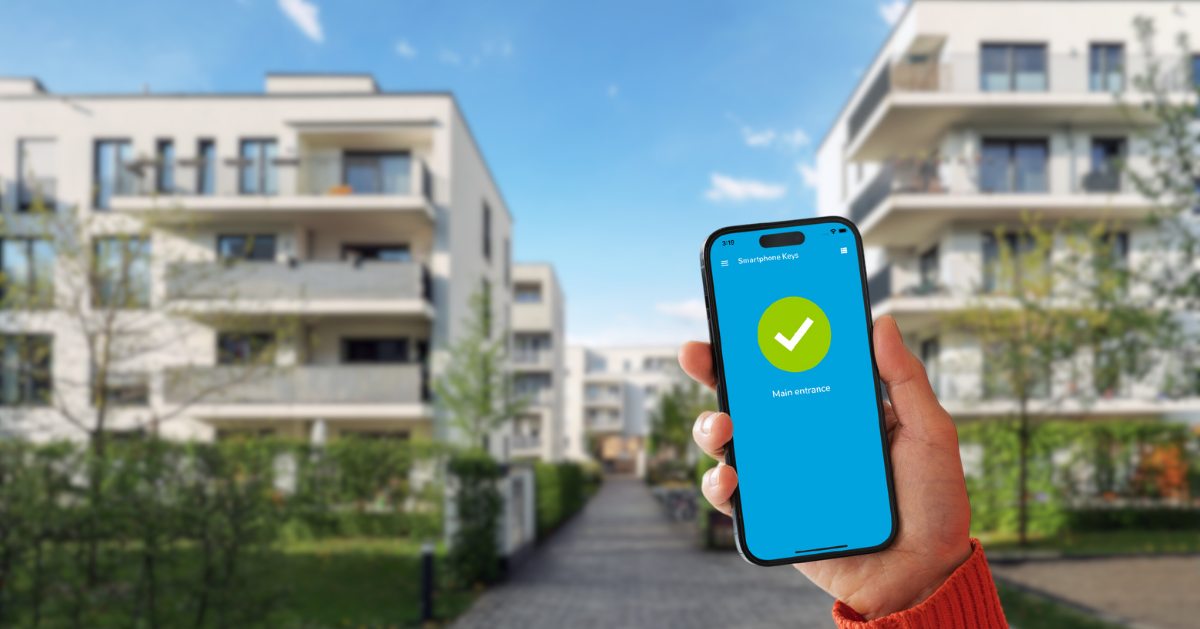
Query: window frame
[[238, 138, 279, 196], [980, 43, 1049, 92], [217, 234, 277, 262]]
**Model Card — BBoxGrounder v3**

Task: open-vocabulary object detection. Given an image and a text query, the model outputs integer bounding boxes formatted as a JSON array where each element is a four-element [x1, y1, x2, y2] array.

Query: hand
[[681, 315, 973, 620]]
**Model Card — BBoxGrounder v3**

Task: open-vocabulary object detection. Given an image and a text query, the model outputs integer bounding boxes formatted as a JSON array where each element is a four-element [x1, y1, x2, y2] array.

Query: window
[[1090, 44, 1124, 92], [1, 238, 54, 308], [343, 338, 410, 363], [341, 244, 411, 262], [921, 338, 940, 396], [981, 44, 1047, 92], [218, 332, 274, 365], [18, 139, 56, 211], [514, 333, 551, 363], [919, 246, 939, 291], [218, 235, 276, 261], [239, 139, 278, 195], [1093, 340, 1127, 399], [156, 139, 175, 193], [197, 140, 216, 195], [982, 232, 1039, 293], [515, 282, 542, 303], [98, 372, 150, 407], [643, 357, 670, 371], [644, 385, 658, 396], [0, 335, 51, 406], [482, 203, 492, 261], [1193, 54, 1200, 89], [343, 152, 411, 194], [515, 373, 552, 400], [481, 279, 492, 338], [585, 353, 607, 373], [1085, 138, 1125, 193], [980, 139, 1048, 193], [504, 238, 511, 287], [983, 342, 1049, 400], [94, 140, 133, 209], [94, 237, 150, 308]]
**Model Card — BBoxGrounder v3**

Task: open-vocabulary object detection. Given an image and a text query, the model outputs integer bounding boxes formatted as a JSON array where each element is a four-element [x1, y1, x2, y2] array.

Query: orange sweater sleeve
[[831, 539, 1009, 629]]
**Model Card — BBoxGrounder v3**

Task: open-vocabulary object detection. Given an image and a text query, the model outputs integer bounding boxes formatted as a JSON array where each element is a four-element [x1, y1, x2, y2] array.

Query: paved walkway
[[450, 477, 835, 629], [991, 556, 1200, 629]]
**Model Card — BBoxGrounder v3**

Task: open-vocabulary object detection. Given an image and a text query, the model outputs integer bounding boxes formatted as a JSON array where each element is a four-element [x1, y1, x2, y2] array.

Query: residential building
[[816, 1, 1200, 419], [510, 263, 566, 461], [564, 345, 681, 473], [0, 73, 516, 453]]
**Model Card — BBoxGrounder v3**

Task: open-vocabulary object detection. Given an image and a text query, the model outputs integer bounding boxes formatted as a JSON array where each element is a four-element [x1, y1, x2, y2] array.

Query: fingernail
[[709, 465, 722, 487], [702, 413, 717, 434]]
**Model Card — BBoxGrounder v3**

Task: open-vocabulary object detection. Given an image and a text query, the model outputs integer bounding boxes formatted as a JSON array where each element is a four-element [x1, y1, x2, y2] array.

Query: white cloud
[[797, 163, 819, 189], [879, 0, 907, 27], [607, 84, 619, 97], [439, 49, 462, 65], [395, 39, 417, 58], [742, 127, 776, 147], [278, 0, 323, 43], [655, 299, 707, 323], [739, 123, 809, 150], [704, 174, 787, 203], [780, 128, 811, 147]]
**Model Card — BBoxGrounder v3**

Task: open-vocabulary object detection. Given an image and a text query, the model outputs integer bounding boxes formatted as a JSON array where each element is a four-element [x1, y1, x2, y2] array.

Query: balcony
[[849, 157, 1151, 248], [165, 260, 433, 317], [512, 348, 555, 370], [511, 435, 542, 454], [846, 53, 1179, 160], [165, 364, 430, 419], [106, 154, 434, 220]]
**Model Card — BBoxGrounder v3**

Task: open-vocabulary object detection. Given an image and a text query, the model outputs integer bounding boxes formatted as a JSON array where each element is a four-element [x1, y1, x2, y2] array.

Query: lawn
[[995, 582, 1122, 629], [278, 538, 479, 629], [978, 530, 1200, 555]]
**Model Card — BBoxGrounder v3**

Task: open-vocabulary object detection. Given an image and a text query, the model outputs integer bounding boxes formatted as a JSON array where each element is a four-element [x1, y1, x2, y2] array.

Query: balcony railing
[[850, 158, 945, 224], [103, 154, 433, 203], [867, 264, 892, 308], [848, 53, 1188, 142], [512, 348, 553, 367], [517, 388, 555, 406], [166, 260, 432, 303], [164, 364, 428, 405], [511, 435, 542, 451]]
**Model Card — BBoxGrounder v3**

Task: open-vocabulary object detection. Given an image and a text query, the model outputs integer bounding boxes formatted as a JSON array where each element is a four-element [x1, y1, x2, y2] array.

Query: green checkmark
[[757, 296, 832, 372]]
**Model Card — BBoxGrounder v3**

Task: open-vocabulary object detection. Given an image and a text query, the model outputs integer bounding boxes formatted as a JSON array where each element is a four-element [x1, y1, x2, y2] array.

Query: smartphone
[[700, 217, 897, 566]]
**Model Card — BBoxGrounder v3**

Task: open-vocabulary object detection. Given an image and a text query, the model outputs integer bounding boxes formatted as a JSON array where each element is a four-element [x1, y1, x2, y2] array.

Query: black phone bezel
[[700, 215, 899, 567]]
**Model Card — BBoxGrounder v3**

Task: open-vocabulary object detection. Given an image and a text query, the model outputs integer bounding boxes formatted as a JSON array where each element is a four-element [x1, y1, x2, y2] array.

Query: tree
[[434, 287, 526, 449], [944, 218, 1171, 545], [648, 375, 716, 460], [0, 195, 284, 456]]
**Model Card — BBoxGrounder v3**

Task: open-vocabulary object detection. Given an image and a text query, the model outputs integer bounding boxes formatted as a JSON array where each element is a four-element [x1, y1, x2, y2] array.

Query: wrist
[[855, 539, 975, 620]]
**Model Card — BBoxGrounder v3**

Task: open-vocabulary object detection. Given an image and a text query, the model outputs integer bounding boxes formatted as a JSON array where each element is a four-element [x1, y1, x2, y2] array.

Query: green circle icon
[[757, 296, 832, 372]]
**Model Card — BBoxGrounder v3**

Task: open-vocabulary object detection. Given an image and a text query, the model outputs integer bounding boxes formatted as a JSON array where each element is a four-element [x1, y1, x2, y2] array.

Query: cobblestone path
[[450, 477, 835, 629]]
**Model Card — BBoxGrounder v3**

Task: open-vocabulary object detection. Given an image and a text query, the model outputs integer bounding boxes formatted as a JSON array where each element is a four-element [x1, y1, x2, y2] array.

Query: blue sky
[[0, 0, 907, 346]]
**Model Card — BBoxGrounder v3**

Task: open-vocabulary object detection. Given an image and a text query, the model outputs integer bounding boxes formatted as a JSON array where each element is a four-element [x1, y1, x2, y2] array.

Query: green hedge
[[533, 461, 595, 539], [0, 438, 444, 629], [1064, 508, 1200, 531], [959, 419, 1198, 536], [446, 451, 502, 586]]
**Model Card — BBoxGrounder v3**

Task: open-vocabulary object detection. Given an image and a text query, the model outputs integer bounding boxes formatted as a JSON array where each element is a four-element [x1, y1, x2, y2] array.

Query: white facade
[[564, 345, 681, 472], [0, 74, 517, 450], [510, 263, 566, 461], [816, 1, 1200, 419]]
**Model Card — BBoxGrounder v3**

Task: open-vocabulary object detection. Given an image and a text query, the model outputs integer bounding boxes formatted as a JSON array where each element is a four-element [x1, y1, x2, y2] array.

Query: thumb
[[872, 315, 945, 426]]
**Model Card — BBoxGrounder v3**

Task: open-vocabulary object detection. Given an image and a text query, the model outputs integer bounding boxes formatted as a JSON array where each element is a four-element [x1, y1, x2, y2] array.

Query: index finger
[[679, 341, 717, 391]]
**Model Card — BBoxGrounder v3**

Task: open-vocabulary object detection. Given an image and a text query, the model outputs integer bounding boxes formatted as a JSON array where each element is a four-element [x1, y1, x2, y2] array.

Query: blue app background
[[707, 222, 893, 562]]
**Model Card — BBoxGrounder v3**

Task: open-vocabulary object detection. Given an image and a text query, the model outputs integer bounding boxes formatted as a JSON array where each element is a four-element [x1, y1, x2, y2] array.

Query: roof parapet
[[265, 73, 379, 95], [0, 77, 47, 95]]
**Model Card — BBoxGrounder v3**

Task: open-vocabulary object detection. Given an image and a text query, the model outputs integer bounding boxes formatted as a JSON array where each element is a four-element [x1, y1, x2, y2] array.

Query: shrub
[[534, 462, 562, 537], [446, 451, 502, 586]]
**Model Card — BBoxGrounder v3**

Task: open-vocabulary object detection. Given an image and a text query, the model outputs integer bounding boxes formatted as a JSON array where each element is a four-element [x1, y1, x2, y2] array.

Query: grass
[[995, 582, 1124, 629], [278, 538, 479, 629], [978, 529, 1200, 555]]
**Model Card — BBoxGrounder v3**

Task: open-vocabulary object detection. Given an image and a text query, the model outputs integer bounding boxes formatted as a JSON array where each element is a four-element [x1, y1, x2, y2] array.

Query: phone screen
[[704, 219, 895, 564]]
